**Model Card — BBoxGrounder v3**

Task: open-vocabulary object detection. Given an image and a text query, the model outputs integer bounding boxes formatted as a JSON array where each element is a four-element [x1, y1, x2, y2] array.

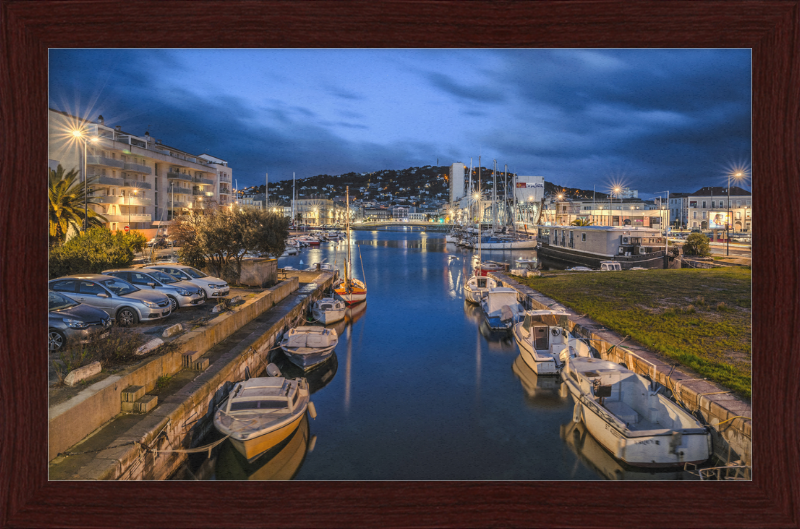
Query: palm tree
[[49, 164, 106, 245], [571, 217, 593, 226]]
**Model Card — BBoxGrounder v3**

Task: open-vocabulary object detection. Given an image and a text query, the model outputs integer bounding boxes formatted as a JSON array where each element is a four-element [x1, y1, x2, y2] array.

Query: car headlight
[[141, 300, 159, 308], [176, 288, 191, 296], [209, 284, 218, 289], [64, 318, 88, 329]]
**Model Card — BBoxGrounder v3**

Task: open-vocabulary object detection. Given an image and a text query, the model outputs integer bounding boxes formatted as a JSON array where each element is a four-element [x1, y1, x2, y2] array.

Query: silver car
[[102, 268, 204, 312], [49, 274, 172, 326], [147, 265, 230, 300], [48, 291, 113, 352]]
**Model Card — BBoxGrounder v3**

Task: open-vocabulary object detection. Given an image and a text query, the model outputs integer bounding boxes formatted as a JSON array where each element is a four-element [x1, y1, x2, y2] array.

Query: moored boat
[[333, 186, 368, 305], [463, 274, 497, 304], [562, 356, 711, 467], [311, 297, 346, 324], [512, 310, 592, 375], [280, 326, 339, 370], [479, 287, 524, 331], [213, 376, 314, 462]]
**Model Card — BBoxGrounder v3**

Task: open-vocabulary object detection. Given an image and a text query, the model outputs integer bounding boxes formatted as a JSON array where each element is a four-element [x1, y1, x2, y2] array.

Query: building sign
[[709, 211, 729, 229], [516, 182, 544, 188]]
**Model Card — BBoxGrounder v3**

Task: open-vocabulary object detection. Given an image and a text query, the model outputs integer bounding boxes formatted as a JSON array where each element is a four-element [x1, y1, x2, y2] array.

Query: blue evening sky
[[49, 49, 751, 197]]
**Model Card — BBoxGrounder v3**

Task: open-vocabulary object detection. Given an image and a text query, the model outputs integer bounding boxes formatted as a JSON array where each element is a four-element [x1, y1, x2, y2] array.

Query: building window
[[702, 201, 706, 208], [711, 200, 715, 208], [693, 211, 697, 219], [702, 212, 707, 219], [581, 233, 586, 242]]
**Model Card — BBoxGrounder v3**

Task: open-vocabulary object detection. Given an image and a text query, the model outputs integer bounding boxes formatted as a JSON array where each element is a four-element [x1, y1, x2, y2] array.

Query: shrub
[[716, 302, 728, 311], [694, 295, 706, 306], [683, 233, 711, 257], [49, 226, 143, 279], [685, 305, 696, 313]]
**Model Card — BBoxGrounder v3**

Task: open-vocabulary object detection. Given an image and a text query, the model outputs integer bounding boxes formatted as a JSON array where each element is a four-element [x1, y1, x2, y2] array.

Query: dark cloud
[[49, 49, 750, 195]]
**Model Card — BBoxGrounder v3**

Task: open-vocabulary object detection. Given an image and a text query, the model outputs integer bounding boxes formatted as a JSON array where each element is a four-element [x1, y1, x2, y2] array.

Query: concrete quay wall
[[489, 272, 752, 466], [48, 277, 299, 462], [73, 273, 334, 480]]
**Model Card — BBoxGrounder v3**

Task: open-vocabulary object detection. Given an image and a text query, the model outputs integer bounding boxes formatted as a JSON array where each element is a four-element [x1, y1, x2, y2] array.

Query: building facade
[[545, 198, 667, 228], [685, 186, 751, 232], [49, 109, 230, 235]]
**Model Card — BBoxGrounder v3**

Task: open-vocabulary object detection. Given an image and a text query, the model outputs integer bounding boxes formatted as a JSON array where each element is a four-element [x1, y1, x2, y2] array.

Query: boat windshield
[[230, 399, 287, 411]]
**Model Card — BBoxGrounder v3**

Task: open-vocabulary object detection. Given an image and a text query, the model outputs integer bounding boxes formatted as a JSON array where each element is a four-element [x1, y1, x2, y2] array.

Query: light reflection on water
[[182, 230, 697, 480]]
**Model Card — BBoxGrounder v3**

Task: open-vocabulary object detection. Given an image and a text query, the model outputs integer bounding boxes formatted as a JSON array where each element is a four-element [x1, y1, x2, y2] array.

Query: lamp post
[[728, 171, 744, 256], [610, 186, 621, 227], [72, 129, 99, 231], [556, 194, 563, 225]]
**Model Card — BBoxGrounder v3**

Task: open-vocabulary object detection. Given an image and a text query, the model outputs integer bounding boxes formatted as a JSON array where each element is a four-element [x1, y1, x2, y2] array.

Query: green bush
[[683, 233, 711, 257], [49, 226, 142, 279]]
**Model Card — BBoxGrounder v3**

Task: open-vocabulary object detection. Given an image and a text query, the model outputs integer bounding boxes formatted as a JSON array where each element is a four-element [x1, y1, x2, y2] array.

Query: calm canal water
[[181, 227, 696, 480]]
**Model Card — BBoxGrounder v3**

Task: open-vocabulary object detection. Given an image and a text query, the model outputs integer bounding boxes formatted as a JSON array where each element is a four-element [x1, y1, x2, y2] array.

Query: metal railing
[[193, 177, 214, 185], [103, 214, 152, 223], [87, 155, 125, 169], [95, 176, 125, 187], [123, 162, 152, 175], [167, 171, 192, 181], [123, 180, 152, 190], [167, 201, 190, 208]]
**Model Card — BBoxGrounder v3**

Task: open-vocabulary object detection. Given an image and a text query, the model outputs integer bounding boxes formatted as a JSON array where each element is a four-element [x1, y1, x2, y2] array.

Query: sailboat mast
[[492, 159, 497, 231], [510, 164, 516, 239], [478, 156, 482, 267], [468, 158, 473, 222], [345, 186, 351, 286]]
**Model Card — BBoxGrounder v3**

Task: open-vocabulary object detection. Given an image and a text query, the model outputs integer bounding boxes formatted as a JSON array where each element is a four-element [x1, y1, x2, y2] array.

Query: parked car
[[102, 268, 205, 312], [49, 274, 172, 326], [146, 265, 230, 300], [48, 291, 113, 352]]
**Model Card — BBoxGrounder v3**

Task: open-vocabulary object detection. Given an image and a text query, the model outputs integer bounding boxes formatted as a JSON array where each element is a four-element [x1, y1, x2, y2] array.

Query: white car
[[147, 265, 230, 300]]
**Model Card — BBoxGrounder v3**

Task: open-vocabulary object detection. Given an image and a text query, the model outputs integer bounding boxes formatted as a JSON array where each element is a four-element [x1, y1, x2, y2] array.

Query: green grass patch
[[518, 267, 751, 398]]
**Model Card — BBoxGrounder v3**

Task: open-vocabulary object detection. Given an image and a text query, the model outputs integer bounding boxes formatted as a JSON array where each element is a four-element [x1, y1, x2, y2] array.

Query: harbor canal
[[178, 228, 697, 480]]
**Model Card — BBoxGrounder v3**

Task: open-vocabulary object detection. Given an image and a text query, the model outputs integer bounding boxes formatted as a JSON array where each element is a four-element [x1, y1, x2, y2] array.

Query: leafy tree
[[49, 226, 142, 279], [683, 233, 711, 257], [571, 217, 593, 226], [49, 164, 106, 246], [172, 207, 289, 283]]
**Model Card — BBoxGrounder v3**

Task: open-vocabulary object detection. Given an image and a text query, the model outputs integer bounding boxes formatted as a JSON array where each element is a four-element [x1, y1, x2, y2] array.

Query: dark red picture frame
[[1, 1, 797, 527]]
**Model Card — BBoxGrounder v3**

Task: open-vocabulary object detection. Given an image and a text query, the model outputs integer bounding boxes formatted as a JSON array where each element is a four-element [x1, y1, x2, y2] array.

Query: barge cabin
[[536, 226, 667, 269]]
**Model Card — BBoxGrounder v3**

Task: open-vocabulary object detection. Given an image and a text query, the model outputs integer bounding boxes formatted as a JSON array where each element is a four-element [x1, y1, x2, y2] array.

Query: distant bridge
[[352, 221, 453, 231]]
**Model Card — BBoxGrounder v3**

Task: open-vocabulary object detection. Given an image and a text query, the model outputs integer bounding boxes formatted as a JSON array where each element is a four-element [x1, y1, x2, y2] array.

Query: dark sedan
[[48, 291, 112, 352]]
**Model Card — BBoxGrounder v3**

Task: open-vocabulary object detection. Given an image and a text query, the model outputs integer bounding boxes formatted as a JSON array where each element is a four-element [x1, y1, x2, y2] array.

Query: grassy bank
[[515, 267, 751, 398]]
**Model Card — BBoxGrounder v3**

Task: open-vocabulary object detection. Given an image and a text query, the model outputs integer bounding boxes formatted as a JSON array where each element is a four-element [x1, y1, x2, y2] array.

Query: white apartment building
[[685, 186, 751, 232], [48, 109, 231, 235]]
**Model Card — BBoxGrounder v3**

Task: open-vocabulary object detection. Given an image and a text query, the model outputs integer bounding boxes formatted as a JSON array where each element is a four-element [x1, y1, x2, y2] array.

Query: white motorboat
[[311, 297, 346, 324], [213, 376, 315, 462], [280, 326, 339, 370], [474, 260, 509, 277], [599, 261, 622, 271], [562, 356, 711, 467], [333, 186, 368, 305], [480, 287, 524, 331], [512, 310, 593, 375], [463, 274, 497, 304]]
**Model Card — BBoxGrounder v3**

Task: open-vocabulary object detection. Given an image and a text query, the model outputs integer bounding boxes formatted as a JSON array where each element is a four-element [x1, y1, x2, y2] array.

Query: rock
[[161, 323, 183, 338], [212, 304, 224, 313], [135, 338, 164, 356], [228, 295, 242, 305], [64, 361, 102, 387]]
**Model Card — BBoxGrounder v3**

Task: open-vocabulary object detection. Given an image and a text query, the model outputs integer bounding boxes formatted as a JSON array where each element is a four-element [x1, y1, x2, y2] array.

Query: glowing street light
[[71, 128, 99, 231], [728, 170, 745, 256]]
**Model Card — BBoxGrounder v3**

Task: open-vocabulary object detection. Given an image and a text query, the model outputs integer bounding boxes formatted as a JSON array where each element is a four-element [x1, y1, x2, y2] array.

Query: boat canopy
[[484, 288, 518, 313]]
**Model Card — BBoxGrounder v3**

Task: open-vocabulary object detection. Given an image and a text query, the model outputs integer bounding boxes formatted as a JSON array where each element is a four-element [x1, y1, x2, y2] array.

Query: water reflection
[[215, 415, 312, 480], [559, 420, 694, 480], [511, 355, 570, 410], [270, 352, 339, 395], [463, 300, 516, 351]]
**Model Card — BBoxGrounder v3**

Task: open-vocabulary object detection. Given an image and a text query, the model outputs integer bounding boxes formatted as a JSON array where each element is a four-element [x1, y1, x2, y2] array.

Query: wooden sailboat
[[333, 186, 367, 305]]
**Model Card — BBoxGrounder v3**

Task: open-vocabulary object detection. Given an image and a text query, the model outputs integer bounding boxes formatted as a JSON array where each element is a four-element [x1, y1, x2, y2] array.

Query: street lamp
[[728, 171, 745, 256], [611, 186, 621, 226], [72, 129, 99, 231]]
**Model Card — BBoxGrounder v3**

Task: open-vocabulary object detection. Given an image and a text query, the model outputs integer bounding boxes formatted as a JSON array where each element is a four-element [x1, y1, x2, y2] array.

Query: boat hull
[[312, 307, 346, 324], [282, 345, 336, 370], [539, 245, 666, 270], [333, 279, 367, 305], [226, 412, 305, 462]]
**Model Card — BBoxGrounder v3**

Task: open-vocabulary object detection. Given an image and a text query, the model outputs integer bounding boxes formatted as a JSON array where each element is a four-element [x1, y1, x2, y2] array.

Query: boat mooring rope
[[146, 434, 231, 457]]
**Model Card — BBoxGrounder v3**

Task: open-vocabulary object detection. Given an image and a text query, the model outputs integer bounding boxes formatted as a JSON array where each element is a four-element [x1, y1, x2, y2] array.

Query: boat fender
[[266, 363, 282, 377], [308, 435, 317, 452], [573, 401, 582, 423], [308, 401, 318, 420], [244, 366, 251, 381]]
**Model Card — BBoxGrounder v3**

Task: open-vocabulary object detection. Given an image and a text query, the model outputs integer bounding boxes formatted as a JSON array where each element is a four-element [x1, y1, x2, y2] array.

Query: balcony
[[167, 201, 190, 208], [193, 177, 214, 185], [89, 195, 124, 205], [167, 171, 192, 182], [87, 155, 125, 169], [103, 214, 152, 223], [192, 188, 215, 196], [123, 179, 152, 190], [219, 189, 231, 195], [93, 175, 125, 187], [123, 162, 152, 175]]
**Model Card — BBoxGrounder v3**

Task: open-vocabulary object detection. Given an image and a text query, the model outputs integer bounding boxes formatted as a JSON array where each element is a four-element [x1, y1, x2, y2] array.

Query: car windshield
[[99, 278, 139, 295], [182, 267, 208, 279], [148, 270, 177, 283], [49, 291, 78, 311]]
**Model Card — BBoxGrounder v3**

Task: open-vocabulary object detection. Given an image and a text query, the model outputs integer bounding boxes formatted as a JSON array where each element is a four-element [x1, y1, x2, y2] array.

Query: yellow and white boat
[[214, 376, 316, 462], [333, 186, 368, 305]]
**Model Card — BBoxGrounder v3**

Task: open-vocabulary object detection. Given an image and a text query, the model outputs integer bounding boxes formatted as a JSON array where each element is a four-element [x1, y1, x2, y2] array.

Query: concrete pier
[[49, 271, 336, 480], [490, 272, 752, 466]]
